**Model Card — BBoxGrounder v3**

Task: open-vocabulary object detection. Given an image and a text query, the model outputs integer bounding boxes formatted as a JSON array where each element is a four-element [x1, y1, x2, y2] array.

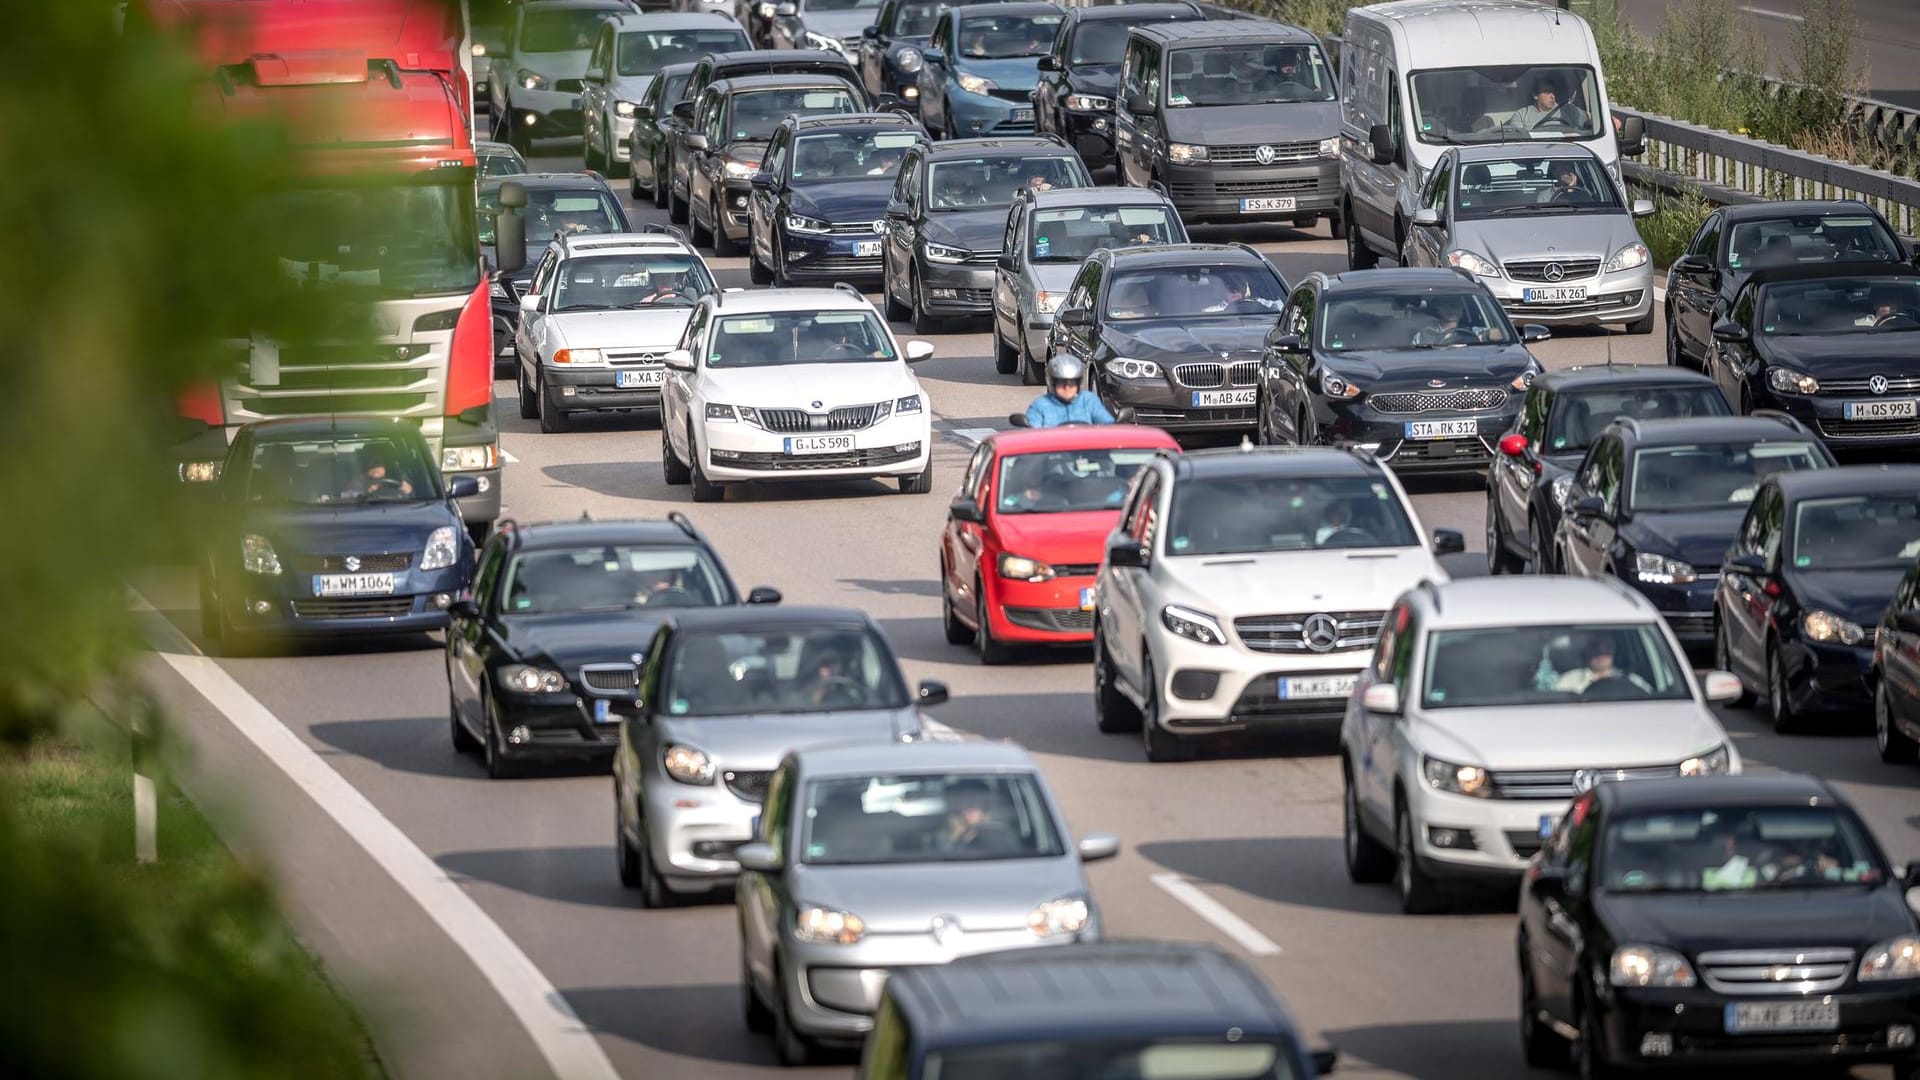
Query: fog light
[[522, 113, 537, 126], [433, 593, 452, 609], [903, 87, 918, 99], [250, 600, 272, 615], [930, 288, 959, 299], [895, 442, 920, 453], [711, 448, 741, 461], [732, 195, 747, 208], [1890, 1024, 1916, 1049], [1426, 826, 1477, 850], [476, 474, 491, 493], [1170, 669, 1220, 700], [692, 840, 744, 859], [561, 386, 577, 397], [1638, 1033, 1672, 1058], [508, 725, 530, 745], [787, 249, 807, 262]]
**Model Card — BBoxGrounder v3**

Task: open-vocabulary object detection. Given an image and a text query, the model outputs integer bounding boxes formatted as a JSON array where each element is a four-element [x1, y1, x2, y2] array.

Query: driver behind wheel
[[1537, 163, 1592, 204], [1552, 633, 1651, 694], [352, 445, 414, 499], [798, 633, 867, 709]]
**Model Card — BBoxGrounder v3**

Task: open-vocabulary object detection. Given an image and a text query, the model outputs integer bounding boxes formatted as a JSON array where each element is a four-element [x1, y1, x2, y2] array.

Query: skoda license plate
[[855, 240, 882, 257], [1192, 389, 1256, 407], [615, 368, 664, 388], [1240, 197, 1297, 213], [1725, 1001, 1839, 1034], [1405, 419, 1479, 440], [785, 435, 854, 455], [1079, 586, 1096, 611], [1843, 398, 1916, 420], [312, 573, 396, 597], [1523, 286, 1586, 303], [1012, 108, 1034, 123], [1277, 673, 1356, 700], [594, 699, 614, 724]]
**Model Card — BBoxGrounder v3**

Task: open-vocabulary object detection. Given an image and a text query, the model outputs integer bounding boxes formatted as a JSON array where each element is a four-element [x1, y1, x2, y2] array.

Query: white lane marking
[[949, 428, 1000, 446], [1738, 5, 1805, 22], [136, 598, 620, 1080], [1654, 285, 1666, 302], [1150, 872, 1283, 956], [500, 447, 520, 464], [921, 717, 970, 742]]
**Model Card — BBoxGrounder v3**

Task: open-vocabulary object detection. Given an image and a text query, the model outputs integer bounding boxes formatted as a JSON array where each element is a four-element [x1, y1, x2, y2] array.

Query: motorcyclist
[[1025, 354, 1115, 428]]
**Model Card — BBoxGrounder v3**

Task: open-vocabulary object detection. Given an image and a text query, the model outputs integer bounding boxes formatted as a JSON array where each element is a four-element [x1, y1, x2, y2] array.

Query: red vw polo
[[940, 425, 1180, 663]]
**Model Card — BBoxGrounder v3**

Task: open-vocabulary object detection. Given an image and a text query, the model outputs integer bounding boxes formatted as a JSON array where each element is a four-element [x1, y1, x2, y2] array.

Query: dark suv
[[856, 0, 943, 109], [1115, 20, 1340, 230], [1048, 242, 1287, 434], [747, 112, 924, 285], [1255, 267, 1543, 475], [1032, 2, 1204, 170], [683, 75, 868, 256]]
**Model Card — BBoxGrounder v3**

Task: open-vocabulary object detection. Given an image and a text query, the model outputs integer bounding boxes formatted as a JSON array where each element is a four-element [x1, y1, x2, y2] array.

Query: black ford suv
[[1032, 2, 1205, 170]]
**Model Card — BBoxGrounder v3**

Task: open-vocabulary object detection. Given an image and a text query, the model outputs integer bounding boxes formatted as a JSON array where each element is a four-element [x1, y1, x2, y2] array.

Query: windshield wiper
[[1488, 204, 1583, 215]]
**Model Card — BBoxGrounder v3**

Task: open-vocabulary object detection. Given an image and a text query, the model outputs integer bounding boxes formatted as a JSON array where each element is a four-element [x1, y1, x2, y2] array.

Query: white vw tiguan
[[1341, 575, 1746, 914], [1092, 445, 1465, 762], [660, 285, 937, 501]]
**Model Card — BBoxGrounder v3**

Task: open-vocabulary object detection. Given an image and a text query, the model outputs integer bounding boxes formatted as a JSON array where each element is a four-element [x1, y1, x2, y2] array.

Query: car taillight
[[444, 281, 492, 418]]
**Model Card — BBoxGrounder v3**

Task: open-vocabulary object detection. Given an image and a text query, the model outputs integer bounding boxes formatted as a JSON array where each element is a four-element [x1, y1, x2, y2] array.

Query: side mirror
[[1125, 92, 1152, 116], [922, 48, 945, 64], [1498, 433, 1530, 458], [885, 202, 910, 219], [905, 339, 936, 363], [1724, 552, 1767, 578], [664, 349, 696, 371], [862, 24, 879, 38], [518, 293, 540, 313], [917, 679, 950, 706], [1711, 320, 1749, 343], [450, 597, 480, 618], [1057, 306, 1092, 328], [1631, 198, 1656, 218], [1570, 494, 1606, 520], [1076, 833, 1121, 862], [494, 210, 527, 273], [1521, 324, 1552, 343], [1898, 611, 1920, 635], [1616, 113, 1646, 156], [672, 100, 696, 122], [497, 180, 528, 210], [686, 132, 710, 153], [1007, 413, 1032, 428], [1529, 863, 1568, 898], [1902, 861, 1920, 891], [447, 474, 482, 499], [873, 92, 904, 111], [1265, 329, 1303, 353], [949, 496, 986, 524], [1432, 528, 1466, 555], [1411, 207, 1441, 227], [633, 103, 654, 120], [1367, 123, 1396, 165], [1107, 538, 1147, 568], [1361, 683, 1400, 714], [1311, 1048, 1339, 1076], [1702, 670, 1745, 704], [775, 1, 796, 13], [746, 585, 782, 605], [750, 170, 776, 189], [734, 842, 781, 874], [1038, 54, 1061, 72]]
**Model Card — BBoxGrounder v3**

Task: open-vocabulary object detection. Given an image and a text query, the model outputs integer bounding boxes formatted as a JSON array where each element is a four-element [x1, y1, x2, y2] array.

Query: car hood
[[1757, 332, 1920, 377], [950, 56, 1042, 93], [1065, 63, 1120, 96], [609, 73, 656, 106], [699, 362, 919, 407], [242, 500, 458, 555], [1598, 885, 1913, 954], [1163, 99, 1339, 146], [1621, 509, 1745, 571], [499, 611, 667, 670], [1105, 316, 1274, 362], [521, 48, 593, 79], [1410, 699, 1727, 770], [889, 35, 933, 53], [1452, 212, 1638, 264], [1162, 547, 1447, 622], [788, 855, 1087, 933], [655, 709, 917, 768], [549, 307, 696, 350], [1790, 568, 1907, 628], [804, 10, 876, 40], [993, 509, 1126, 564], [1324, 344, 1536, 387], [789, 180, 895, 226], [1030, 263, 1079, 293], [920, 211, 1008, 253]]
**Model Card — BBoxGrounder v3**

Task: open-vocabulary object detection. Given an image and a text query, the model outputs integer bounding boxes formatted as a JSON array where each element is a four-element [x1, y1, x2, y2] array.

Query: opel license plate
[[1277, 673, 1357, 700], [1240, 197, 1297, 213], [785, 435, 854, 455], [1079, 586, 1096, 611], [855, 240, 882, 257], [1192, 389, 1256, 407], [1405, 419, 1479, 440], [313, 573, 396, 597], [1725, 1001, 1839, 1034], [1843, 398, 1916, 420], [615, 368, 665, 388], [1523, 286, 1587, 303]]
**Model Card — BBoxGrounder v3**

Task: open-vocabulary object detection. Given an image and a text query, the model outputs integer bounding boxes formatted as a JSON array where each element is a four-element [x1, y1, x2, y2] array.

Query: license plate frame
[[854, 240, 882, 258], [312, 573, 397, 597], [1405, 419, 1480, 440], [1240, 197, 1298, 213], [785, 434, 855, 455], [1523, 285, 1588, 303], [1192, 389, 1257, 407], [1276, 673, 1357, 700], [1724, 1001, 1840, 1034], [615, 368, 665, 389], [1843, 398, 1917, 420], [1079, 586, 1096, 612], [1012, 108, 1034, 123]]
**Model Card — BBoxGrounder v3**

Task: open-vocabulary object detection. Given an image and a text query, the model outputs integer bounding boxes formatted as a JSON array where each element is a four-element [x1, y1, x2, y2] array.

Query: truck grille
[[756, 403, 880, 433], [1234, 611, 1384, 654], [579, 664, 639, 695], [1697, 949, 1854, 995], [724, 769, 773, 802], [295, 552, 412, 573], [1210, 141, 1322, 165], [1487, 763, 1681, 800], [1172, 360, 1259, 388], [1503, 257, 1601, 282], [1368, 388, 1509, 414], [1003, 606, 1094, 632], [228, 340, 443, 421]]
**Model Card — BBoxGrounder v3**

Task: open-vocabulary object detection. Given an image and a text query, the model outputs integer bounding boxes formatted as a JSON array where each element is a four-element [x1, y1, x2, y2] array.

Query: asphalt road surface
[[135, 143, 1920, 1080], [1612, 0, 1920, 107]]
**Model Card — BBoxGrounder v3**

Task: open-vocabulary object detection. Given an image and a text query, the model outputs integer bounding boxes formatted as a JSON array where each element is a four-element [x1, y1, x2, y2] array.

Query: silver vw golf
[[734, 740, 1119, 1065]]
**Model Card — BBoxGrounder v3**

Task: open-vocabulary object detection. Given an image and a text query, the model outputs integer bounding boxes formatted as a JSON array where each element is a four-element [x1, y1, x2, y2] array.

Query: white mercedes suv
[[660, 285, 937, 501], [1341, 575, 1746, 914], [1092, 445, 1465, 763]]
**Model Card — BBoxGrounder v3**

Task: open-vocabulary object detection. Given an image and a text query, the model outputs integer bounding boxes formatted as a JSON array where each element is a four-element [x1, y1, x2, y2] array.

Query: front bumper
[[986, 573, 1099, 644], [490, 694, 623, 761], [1148, 630, 1369, 729], [1782, 637, 1877, 715], [1629, 576, 1719, 648], [716, 180, 753, 241], [1321, 397, 1523, 474], [943, 85, 1036, 138], [509, 86, 585, 134], [610, 115, 634, 160], [542, 363, 667, 415], [1405, 784, 1566, 881], [1595, 984, 1920, 1070], [780, 224, 888, 281], [1161, 159, 1339, 226], [701, 414, 932, 482], [641, 778, 759, 888], [918, 258, 996, 315], [1755, 390, 1920, 448], [1020, 311, 1057, 366], [1099, 371, 1258, 433], [223, 566, 470, 637], [1485, 265, 1653, 328], [451, 468, 503, 528], [1060, 108, 1114, 167]]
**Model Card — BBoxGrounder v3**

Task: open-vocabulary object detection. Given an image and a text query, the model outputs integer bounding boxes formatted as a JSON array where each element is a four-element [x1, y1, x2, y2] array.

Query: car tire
[[1140, 653, 1194, 762], [670, 180, 690, 225], [1342, 761, 1394, 883], [993, 327, 1019, 376], [690, 443, 724, 503], [1878, 680, 1918, 763], [653, 154, 671, 209], [1093, 628, 1143, 733], [584, 132, 603, 171], [1712, 617, 1756, 708], [771, 961, 814, 1066], [710, 196, 740, 256], [911, 268, 944, 335], [1518, 946, 1569, 1068], [616, 791, 642, 887], [1529, 517, 1556, 575], [1624, 309, 1654, 335], [690, 195, 713, 247], [537, 375, 569, 433], [898, 458, 933, 495], [975, 582, 1011, 665], [1486, 498, 1524, 574], [1573, 988, 1621, 1080], [1020, 337, 1042, 386], [771, 235, 796, 289], [884, 257, 912, 322], [1767, 642, 1802, 734], [633, 815, 677, 908], [662, 424, 691, 485], [1345, 199, 1378, 270], [1664, 307, 1686, 368], [1394, 798, 1446, 914], [482, 695, 517, 779], [198, 569, 223, 646], [605, 137, 629, 179], [508, 113, 531, 154], [629, 152, 645, 199], [941, 561, 976, 645], [748, 226, 774, 284], [741, 951, 773, 1034], [517, 365, 539, 420], [1328, 212, 1347, 240], [450, 686, 479, 753]]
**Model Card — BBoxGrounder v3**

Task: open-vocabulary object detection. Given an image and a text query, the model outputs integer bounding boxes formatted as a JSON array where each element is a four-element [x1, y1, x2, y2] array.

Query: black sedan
[[1046, 243, 1284, 434], [1488, 365, 1730, 575], [1031, 2, 1202, 170], [1518, 774, 1920, 1079], [1257, 267, 1542, 474], [199, 418, 479, 654], [444, 514, 781, 778], [1876, 554, 1920, 765], [627, 60, 699, 209], [747, 112, 921, 286], [1715, 466, 1920, 733]]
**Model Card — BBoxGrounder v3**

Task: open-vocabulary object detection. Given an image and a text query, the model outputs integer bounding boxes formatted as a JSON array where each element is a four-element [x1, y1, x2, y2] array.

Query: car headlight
[[1634, 552, 1696, 585], [1805, 609, 1867, 645], [1110, 357, 1160, 379], [1678, 744, 1731, 777], [1611, 945, 1697, 988], [489, 279, 508, 299], [1027, 895, 1091, 937], [1161, 604, 1227, 645], [1860, 936, 1920, 981], [1604, 241, 1650, 273], [443, 444, 498, 471], [178, 460, 222, 484], [1446, 249, 1502, 278], [498, 664, 568, 695], [1510, 362, 1541, 391], [662, 744, 716, 785], [1065, 93, 1111, 112], [1768, 366, 1819, 395], [956, 72, 997, 95], [724, 159, 760, 179], [795, 905, 865, 944], [1422, 756, 1492, 798], [552, 348, 603, 365], [1318, 136, 1339, 158], [999, 553, 1055, 582], [785, 213, 831, 234], [1035, 290, 1064, 314], [420, 526, 459, 571], [241, 533, 282, 576], [1551, 474, 1573, 508], [896, 46, 923, 73], [705, 402, 739, 422], [615, 100, 637, 118], [804, 30, 840, 51], [924, 241, 969, 263], [757, 2, 775, 16], [517, 69, 547, 91], [1167, 142, 1209, 164], [1320, 371, 1361, 399], [895, 394, 923, 414]]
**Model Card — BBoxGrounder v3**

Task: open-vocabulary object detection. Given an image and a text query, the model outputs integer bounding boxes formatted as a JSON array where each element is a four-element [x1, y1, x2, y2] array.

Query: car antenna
[[1604, 324, 1615, 368]]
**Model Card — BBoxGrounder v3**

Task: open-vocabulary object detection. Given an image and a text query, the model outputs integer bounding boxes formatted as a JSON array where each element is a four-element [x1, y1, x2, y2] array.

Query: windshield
[[1166, 474, 1419, 556], [995, 448, 1161, 515], [1320, 291, 1511, 350], [927, 155, 1088, 210], [1408, 65, 1603, 145], [1103, 265, 1283, 320], [892, 1, 941, 37], [1729, 214, 1904, 272], [520, 8, 616, 52], [800, 772, 1063, 864], [1029, 205, 1181, 262], [617, 29, 749, 75], [478, 147, 527, 178], [499, 545, 728, 614], [954, 12, 1062, 59], [708, 311, 895, 367], [1759, 276, 1920, 335], [253, 179, 480, 297], [1603, 806, 1887, 894], [728, 87, 860, 141], [244, 435, 439, 506], [1421, 624, 1691, 708], [1453, 155, 1621, 219], [1167, 43, 1335, 106], [1792, 494, 1920, 570], [928, 1040, 1303, 1080], [665, 628, 908, 715], [1069, 21, 1132, 65], [479, 187, 623, 246], [552, 253, 715, 311], [791, 130, 919, 181], [1628, 442, 1828, 512], [1544, 386, 1730, 455]]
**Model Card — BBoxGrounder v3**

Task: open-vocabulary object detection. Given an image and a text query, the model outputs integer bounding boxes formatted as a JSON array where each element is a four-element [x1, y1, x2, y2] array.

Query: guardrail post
[[132, 701, 156, 864]]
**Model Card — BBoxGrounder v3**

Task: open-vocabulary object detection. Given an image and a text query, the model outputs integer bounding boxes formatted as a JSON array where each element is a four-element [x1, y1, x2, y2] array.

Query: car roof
[[888, 942, 1295, 1047], [1104, 242, 1269, 269], [787, 111, 920, 132], [950, 1, 1067, 17], [1321, 267, 1483, 292], [1720, 199, 1882, 223], [1617, 415, 1819, 447], [923, 136, 1075, 158], [608, 11, 740, 30], [500, 517, 710, 549], [1135, 18, 1314, 44], [986, 425, 1181, 455], [710, 73, 862, 94], [666, 604, 877, 632], [792, 739, 1038, 778], [1771, 463, 1920, 500], [560, 231, 696, 256], [1170, 444, 1383, 482], [1070, 2, 1201, 21], [707, 48, 854, 69], [1534, 364, 1723, 392], [707, 286, 880, 314], [477, 140, 518, 153], [480, 172, 611, 193], [523, 0, 631, 11], [1454, 141, 1601, 163], [1742, 261, 1918, 289], [1596, 774, 1842, 812], [1417, 576, 1654, 627], [1018, 186, 1178, 211]]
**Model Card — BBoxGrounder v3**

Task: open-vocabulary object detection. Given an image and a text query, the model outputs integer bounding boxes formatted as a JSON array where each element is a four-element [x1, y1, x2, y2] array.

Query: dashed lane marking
[[949, 428, 1000, 447], [500, 447, 520, 464], [1150, 872, 1284, 957]]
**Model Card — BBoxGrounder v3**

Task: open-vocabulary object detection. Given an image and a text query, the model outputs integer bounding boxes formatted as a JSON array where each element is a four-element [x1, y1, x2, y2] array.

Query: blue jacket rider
[[1025, 354, 1115, 427]]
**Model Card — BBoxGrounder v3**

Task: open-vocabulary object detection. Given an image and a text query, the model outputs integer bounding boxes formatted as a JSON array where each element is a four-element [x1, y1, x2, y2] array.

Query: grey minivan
[[1114, 20, 1341, 231]]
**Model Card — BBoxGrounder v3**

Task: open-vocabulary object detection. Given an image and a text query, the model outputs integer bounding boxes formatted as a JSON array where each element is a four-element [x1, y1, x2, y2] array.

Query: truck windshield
[[253, 177, 480, 297], [1408, 64, 1603, 145]]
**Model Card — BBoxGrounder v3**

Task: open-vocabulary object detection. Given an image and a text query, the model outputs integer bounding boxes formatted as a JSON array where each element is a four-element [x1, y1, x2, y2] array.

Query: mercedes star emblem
[[343, 556, 361, 572], [1542, 263, 1566, 282], [1254, 144, 1276, 165], [1870, 374, 1890, 395], [1302, 613, 1340, 653]]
